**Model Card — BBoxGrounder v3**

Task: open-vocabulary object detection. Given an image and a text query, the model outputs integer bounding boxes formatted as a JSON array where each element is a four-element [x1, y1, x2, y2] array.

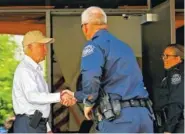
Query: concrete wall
[[108, 16, 142, 57]]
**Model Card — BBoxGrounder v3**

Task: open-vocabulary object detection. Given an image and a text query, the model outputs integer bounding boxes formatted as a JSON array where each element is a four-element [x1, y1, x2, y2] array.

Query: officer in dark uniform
[[63, 6, 154, 133], [154, 44, 184, 133]]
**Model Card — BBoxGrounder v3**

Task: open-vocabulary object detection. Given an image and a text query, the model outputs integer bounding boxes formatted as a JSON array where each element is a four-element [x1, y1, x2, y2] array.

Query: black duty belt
[[120, 99, 147, 108], [16, 114, 48, 123]]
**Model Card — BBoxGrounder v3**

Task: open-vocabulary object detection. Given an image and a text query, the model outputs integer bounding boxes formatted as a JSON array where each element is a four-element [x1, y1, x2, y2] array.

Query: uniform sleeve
[[75, 44, 104, 103], [20, 69, 61, 104]]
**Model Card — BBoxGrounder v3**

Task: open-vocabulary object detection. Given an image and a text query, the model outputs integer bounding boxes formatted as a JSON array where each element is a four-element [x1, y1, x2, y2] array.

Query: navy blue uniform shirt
[[75, 29, 148, 103]]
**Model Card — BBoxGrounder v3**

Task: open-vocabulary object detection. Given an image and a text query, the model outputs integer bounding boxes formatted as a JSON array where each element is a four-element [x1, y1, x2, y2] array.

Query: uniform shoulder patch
[[171, 73, 181, 85], [82, 45, 95, 57]]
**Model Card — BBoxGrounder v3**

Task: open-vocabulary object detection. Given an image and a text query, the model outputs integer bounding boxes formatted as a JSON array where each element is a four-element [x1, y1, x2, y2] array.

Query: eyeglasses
[[81, 23, 88, 28], [161, 54, 178, 59]]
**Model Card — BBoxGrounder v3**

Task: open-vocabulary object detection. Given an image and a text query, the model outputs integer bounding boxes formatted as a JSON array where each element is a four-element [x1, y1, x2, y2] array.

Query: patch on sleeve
[[171, 73, 181, 85], [82, 45, 95, 57]]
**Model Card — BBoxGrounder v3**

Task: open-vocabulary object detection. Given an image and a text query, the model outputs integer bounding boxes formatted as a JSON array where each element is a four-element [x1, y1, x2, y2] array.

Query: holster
[[155, 110, 167, 127], [92, 106, 103, 123], [145, 99, 156, 121], [93, 99, 121, 122], [155, 112, 162, 127], [154, 108, 168, 132]]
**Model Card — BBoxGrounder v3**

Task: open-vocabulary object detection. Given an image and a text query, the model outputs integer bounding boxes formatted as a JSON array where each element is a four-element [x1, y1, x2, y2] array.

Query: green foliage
[[0, 35, 19, 125]]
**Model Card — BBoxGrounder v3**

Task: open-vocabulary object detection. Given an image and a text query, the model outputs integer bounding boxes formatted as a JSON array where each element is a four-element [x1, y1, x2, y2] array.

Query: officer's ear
[[27, 44, 33, 51], [84, 25, 88, 33], [176, 56, 182, 63]]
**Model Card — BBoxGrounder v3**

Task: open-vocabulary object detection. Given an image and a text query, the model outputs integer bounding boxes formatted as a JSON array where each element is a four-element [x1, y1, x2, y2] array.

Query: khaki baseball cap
[[22, 30, 54, 46]]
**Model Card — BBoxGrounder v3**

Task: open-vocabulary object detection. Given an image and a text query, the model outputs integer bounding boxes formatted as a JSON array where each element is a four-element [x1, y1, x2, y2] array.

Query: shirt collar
[[166, 61, 183, 72], [24, 55, 42, 71], [91, 29, 107, 40]]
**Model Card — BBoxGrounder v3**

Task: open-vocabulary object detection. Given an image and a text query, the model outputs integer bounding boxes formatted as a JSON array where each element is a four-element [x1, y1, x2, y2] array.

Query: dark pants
[[155, 118, 184, 133], [13, 115, 47, 133], [174, 119, 184, 133]]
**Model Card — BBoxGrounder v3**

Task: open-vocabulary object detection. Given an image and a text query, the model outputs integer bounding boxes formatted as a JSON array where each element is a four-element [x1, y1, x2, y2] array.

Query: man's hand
[[62, 90, 74, 96], [84, 106, 93, 120], [4, 116, 15, 130], [60, 90, 76, 107]]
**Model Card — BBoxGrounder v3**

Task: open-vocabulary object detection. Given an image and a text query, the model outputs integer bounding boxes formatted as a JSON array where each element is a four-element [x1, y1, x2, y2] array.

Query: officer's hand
[[61, 89, 74, 97], [61, 93, 77, 106], [84, 106, 93, 120], [60, 90, 76, 107]]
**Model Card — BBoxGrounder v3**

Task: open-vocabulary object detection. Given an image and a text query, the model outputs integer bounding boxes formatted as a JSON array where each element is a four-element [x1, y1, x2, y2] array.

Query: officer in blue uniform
[[68, 6, 154, 133]]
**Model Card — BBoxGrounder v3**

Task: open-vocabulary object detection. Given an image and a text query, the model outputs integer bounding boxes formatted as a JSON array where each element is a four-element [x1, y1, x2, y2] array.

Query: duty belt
[[120, 99, 147, 108]]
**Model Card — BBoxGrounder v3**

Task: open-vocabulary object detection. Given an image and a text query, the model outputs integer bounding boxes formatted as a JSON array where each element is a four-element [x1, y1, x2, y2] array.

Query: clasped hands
[[60, 90, 76, 107], [60, 89, 94, 120]]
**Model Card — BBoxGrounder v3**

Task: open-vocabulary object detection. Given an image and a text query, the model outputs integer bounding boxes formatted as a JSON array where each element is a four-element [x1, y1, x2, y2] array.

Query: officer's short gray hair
[[81, 6, 107, 25], [167, 44, 184, 60]]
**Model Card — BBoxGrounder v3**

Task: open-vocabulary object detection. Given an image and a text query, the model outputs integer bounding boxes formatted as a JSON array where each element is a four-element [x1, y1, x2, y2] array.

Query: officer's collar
[[166, 61, 184, 72], [91, 29, 107, 40]]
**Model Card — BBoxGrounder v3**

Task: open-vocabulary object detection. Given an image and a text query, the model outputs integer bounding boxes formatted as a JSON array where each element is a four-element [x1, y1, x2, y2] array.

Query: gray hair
[[81, 6, 107, 25], [168, 44, 184, 60]]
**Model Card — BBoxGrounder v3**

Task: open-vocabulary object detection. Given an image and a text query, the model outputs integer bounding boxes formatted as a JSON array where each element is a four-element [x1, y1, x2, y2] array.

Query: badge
[[82, 45, 95, 57], [171, 73, 181, 85]]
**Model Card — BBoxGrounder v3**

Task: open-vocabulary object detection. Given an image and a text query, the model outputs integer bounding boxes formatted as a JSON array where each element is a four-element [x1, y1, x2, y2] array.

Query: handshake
[[60, 90, 77, 107], [60, 89, 94, 120]]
